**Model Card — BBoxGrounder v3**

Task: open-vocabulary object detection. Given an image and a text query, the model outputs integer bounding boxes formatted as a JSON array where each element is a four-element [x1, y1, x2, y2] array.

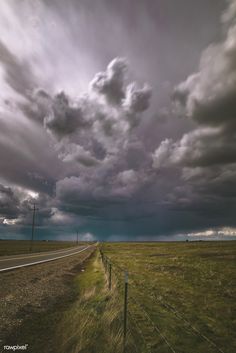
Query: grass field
[[101, 241, 236, 353], [0, 240, 83, 256], [1, 241, 235, 353]]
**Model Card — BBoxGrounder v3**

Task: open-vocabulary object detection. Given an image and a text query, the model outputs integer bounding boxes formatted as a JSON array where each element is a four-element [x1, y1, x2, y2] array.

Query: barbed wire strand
[[100, 251, 226, 353], [130, 277, 225, 353], [129, 293, 178, 353], [127, 308, 152, 353]]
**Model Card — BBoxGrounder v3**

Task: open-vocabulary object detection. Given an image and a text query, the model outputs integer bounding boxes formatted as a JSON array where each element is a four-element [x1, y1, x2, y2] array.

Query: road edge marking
[[0, 245, 85, 262], [0, 246, 92, 272]]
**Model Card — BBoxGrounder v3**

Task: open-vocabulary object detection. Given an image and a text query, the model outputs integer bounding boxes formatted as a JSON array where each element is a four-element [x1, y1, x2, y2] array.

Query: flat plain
[[0, 241, 235, 353], [101, 241, 236, 353]]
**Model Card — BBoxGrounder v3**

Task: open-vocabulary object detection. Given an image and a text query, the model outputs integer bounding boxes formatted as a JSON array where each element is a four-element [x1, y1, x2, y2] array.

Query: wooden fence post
[[123, 271, 128, 352]]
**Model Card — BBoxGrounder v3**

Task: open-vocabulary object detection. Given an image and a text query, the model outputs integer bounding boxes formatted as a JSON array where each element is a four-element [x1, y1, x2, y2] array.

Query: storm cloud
[[152, 0, 236, 234], [0, 0, 235, 240]]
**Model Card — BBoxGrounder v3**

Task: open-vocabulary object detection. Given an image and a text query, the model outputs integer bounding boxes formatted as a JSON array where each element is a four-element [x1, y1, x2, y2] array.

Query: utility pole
[[30, 203, 38, 252], [76, 231, 79, 245], [123, 271, 128, 352]]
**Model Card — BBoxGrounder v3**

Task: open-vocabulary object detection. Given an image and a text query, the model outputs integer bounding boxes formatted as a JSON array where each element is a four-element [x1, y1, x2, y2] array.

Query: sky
[[0, 0, 236, 241]]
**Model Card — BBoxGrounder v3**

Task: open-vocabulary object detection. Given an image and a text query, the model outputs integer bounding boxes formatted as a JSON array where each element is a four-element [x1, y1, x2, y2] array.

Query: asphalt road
[[0, 245, 91, 272]]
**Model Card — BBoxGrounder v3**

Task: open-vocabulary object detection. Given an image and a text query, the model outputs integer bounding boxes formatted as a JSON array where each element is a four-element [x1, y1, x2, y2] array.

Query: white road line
[[0, 246, 84, 262], [0, 246, 91, 273]]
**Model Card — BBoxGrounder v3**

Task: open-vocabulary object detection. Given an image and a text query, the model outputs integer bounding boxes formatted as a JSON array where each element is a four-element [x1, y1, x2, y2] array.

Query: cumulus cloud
[[0, 184, 54, 227], [123, 83, 152, 114], [152, 139, 174, 169], [90, 57, 127, 105], [153, 127, 236, 169], [0, 54, 153, 228], [150, 0, 236, 230], [155, 0, 236, 171], [44, 92, 90, 140], [173, 10, 236, 131], [56, 167, 147, 205], [49, 208, 78, 225], [58, 143, 100, 166], [222, 0, 236, 25], [0, 184, 20, 219], [187, 227, 236, 238], [36, 58, 152, 173], [2, 0, 235, 239]]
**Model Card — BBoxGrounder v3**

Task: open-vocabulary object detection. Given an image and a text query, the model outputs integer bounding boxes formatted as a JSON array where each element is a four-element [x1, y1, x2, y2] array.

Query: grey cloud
[[39, 58, 152, 168], [173, 22, 236, 130], [123, 83, 152, 114], [0, 40, 36, 99], [1, 0, 234, 239], [222, 0, 236, 25], [90, 57, 127, 105], [155, 0, 236, 171], [0, 184, 20, 219], [56, 168, 147, 205], [44, 92, 90, 140], [150, 0, 236, 232], [152, 138, 174, 169], [59, 143, 100, 167], [153, 127, 236, 169]]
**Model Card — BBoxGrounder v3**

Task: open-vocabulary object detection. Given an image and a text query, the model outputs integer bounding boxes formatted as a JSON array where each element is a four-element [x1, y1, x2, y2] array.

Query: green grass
[[3, 242, 235, 353], [0, 240, 83, 256], [3, 249, 135, 353], [101, 241, 236, 353], [56, 249, 136, 353]]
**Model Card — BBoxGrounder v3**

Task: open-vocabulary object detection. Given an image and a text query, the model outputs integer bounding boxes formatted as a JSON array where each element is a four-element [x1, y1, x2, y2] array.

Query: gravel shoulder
[[0, 246, 95, 351]]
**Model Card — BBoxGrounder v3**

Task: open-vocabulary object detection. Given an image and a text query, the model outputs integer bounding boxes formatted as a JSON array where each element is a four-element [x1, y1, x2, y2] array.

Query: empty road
[[0, 245, 91, 272]]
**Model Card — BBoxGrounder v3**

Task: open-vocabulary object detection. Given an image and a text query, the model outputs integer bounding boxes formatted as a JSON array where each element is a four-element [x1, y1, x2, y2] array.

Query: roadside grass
[[56, 249, 136, 353], [3, 242, 235, 353], [101, 241, 236, 353], [2, 248, 136, 353], [0, 240, 84, 256]]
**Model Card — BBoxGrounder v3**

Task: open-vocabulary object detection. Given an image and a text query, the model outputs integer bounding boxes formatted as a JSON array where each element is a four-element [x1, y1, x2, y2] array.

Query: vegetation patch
[[56, 249, 135, 353], [101, 241, 236, 353]]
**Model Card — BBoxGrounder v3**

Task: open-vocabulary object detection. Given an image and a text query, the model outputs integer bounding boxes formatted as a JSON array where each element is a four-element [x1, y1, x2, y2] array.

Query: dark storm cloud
[[0, 110, 62, 194], [123, 83, 152, 114], [0, 40, 36, 99], [91, 57, 127, 105], [150, 0, 236, 237], [1, 0, 236, 240], [0, 184, 19, 219], [154, 0, 236, 170], [44, 91, 90, 140], [0, 183, 52, 227], [39, 58, 152, 167]]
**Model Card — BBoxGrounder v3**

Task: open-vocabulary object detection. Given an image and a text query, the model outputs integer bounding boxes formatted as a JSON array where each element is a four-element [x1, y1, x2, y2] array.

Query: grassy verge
[[57, 249, 132, 353], [3, 248, 137, 353]]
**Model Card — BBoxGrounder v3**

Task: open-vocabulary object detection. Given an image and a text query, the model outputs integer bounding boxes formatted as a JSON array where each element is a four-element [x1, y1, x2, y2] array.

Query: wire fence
[[99, 247, 226, 353]]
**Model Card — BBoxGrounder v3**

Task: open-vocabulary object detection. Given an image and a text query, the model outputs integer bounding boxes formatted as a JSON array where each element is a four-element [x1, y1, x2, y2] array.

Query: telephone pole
[[30, 203, 38, 252], [76, 231, 79, 245]]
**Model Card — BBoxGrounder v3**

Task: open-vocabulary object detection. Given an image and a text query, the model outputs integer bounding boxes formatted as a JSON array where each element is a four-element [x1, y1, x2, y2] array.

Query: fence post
[[123, 271, 128, 352], [105, 256, 107, 271], [109, 262, 112, 290]]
